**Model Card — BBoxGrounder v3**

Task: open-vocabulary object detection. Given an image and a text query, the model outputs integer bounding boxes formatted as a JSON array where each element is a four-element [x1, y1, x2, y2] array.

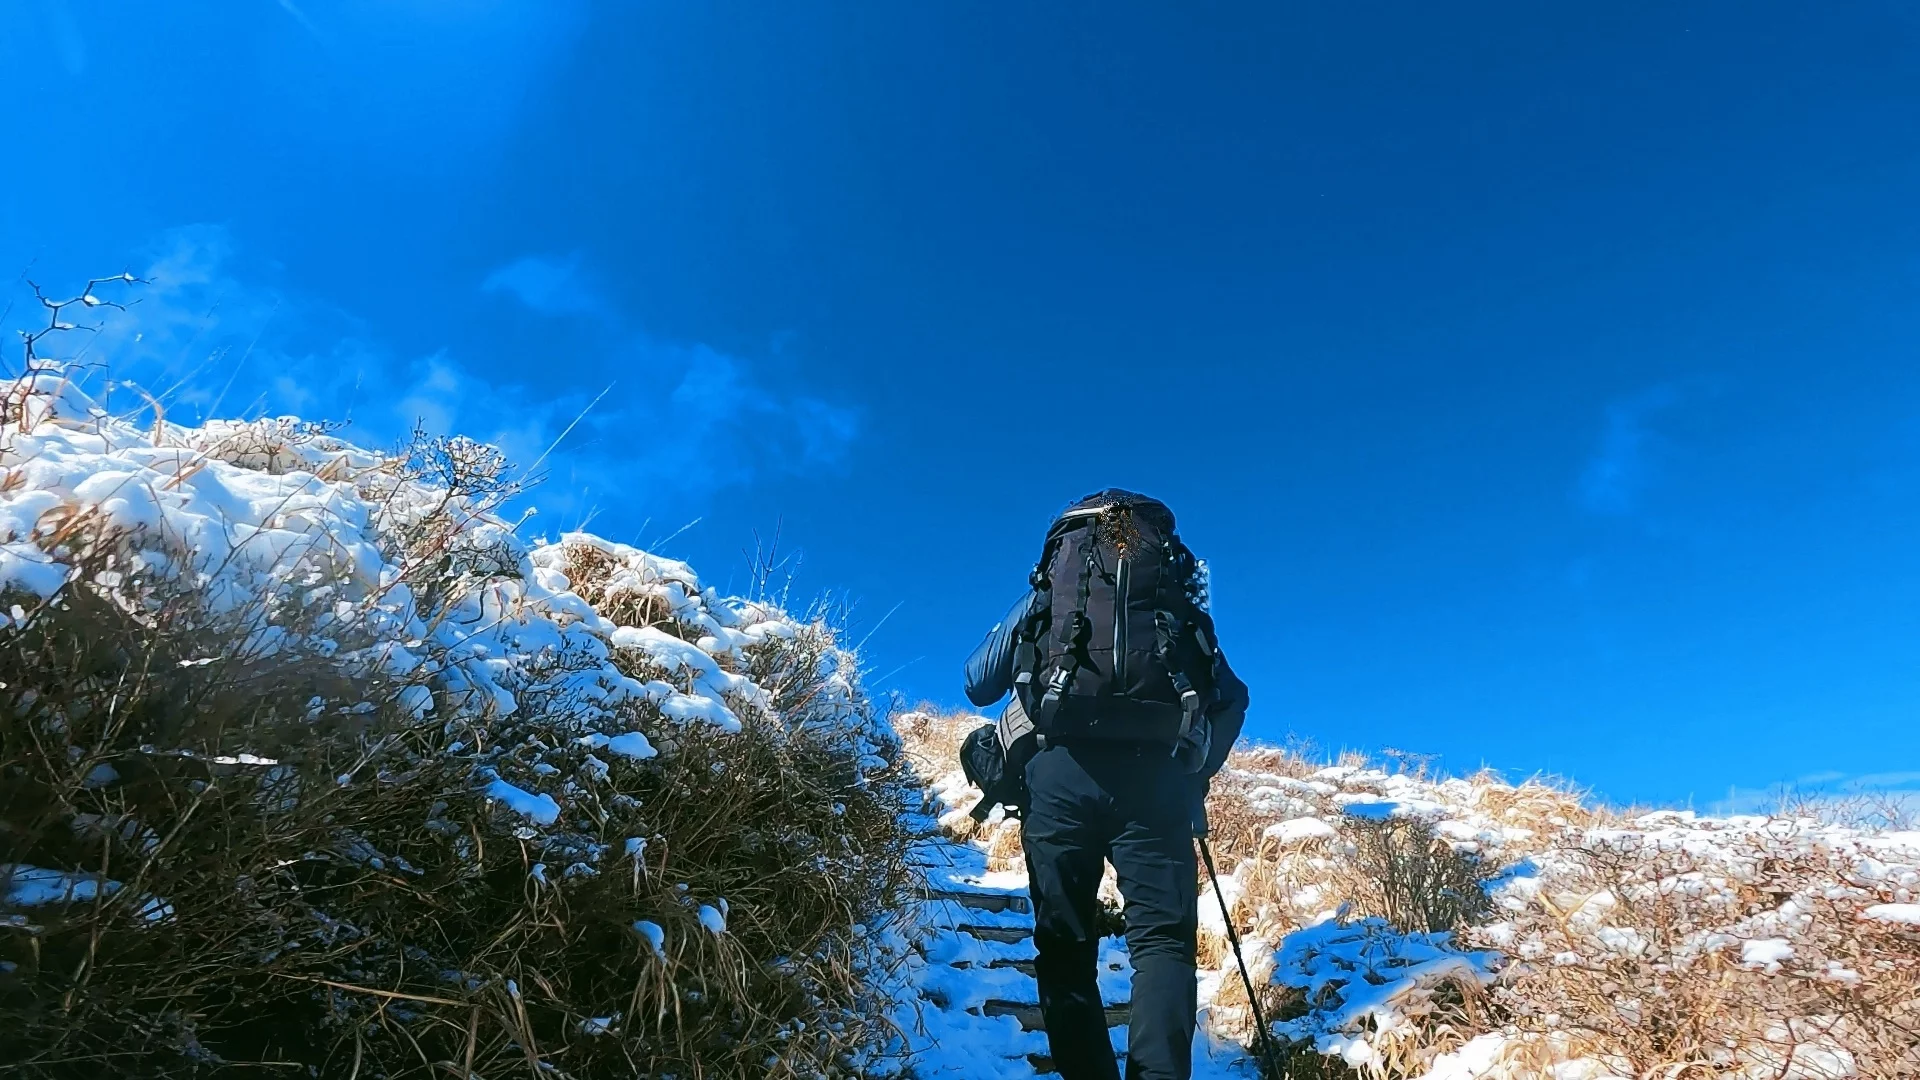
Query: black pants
[[1022, 742, 1198, 1080]]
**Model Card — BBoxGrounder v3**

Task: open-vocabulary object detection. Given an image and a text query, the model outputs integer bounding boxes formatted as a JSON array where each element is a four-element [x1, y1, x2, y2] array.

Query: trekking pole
[[1196, 835, 1284, 1078]]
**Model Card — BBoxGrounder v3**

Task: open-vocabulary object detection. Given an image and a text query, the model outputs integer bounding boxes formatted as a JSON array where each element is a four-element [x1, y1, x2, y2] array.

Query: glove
[[1189, 779, 1211, 838]]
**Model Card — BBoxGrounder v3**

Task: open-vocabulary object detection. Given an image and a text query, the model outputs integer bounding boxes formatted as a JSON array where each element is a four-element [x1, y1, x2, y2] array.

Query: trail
[[891, 815, 1260, 1078]]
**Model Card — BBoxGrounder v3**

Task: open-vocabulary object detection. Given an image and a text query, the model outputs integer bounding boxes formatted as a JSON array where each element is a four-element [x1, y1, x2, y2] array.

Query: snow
[[632, 920, 666, 958], [1408, 1033, 1509, 1080], [1859, 902, 1920, 925], [2, 864, 171, 922], [1198, 867, 1247, 941], [1262, 817, 1337, 845], [7, 362, 1909, 1078], [579, 1014, 619, 1036], [656, 689, 742, 732], [4, 864, 116, 906], [1186, 752, 1920, 1079], [1740, 937, 1795, 967], [891, 808, 1264, 1078], [578, 730, 658, 761], [1269, 918, 1499, 1047], [484, 778, 560, 826]]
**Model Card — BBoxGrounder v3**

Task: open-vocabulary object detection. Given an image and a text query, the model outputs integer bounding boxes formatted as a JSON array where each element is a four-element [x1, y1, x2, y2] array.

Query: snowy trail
[[894, 823, 1259, 1079]]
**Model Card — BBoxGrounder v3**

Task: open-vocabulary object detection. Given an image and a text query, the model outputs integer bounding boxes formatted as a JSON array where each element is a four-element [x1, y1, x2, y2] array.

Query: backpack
[[960, 698, 1041, 821], [1009, 489, 1220, 762]]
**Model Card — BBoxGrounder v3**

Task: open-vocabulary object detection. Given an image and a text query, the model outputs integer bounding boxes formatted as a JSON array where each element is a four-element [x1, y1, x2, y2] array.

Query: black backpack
[[1010, 490, 1220, 754]]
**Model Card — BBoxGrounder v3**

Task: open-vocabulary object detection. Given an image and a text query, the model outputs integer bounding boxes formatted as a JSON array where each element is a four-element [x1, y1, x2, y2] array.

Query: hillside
[[902, 710, 1920, 1079], [0, 361, 1914, 1079], [0, 364, 917, 1076]]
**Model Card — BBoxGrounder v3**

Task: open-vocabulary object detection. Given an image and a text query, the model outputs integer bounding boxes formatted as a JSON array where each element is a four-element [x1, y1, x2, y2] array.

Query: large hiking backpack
[[1010, 490, 1220, 759]]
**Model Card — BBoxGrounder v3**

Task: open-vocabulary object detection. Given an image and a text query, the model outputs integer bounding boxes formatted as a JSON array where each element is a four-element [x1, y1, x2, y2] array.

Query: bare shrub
[[1476, 823, 1920, 1079], [1344, 816, 1493, 934], [553, 537, 677, 630]]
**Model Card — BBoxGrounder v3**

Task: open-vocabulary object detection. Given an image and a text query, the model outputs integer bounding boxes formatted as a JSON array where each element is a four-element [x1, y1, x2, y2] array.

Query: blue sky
[[5, 1, 1920, 811]]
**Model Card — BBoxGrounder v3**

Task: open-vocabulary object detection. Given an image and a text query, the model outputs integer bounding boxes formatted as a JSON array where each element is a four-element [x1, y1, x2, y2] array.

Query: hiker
[[962, 490, 1249, 1080]]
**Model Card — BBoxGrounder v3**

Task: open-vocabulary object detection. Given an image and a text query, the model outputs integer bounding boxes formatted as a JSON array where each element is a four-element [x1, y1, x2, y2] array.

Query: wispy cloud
[[1576, 384, 1684, 516], [1711, 768, 1920, 823], [16, 0, 90, 76], [272, 0, 324, 43], [480, 250, 862, 497], [480, 254, 609, 320], [7, 228, 860, 523]]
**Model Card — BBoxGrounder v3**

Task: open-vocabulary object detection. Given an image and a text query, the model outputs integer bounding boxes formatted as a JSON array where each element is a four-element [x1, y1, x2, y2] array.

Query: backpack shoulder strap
[[1011, 533, 1061, 700], [1151, 535, 1219, 747]]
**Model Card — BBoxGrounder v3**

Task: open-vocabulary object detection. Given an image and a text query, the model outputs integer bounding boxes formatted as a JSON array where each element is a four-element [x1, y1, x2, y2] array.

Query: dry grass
[[0, 478, 916, 1078], [894, 707, 1026, 870], [1475, 824, 1920, 1079], [898, 710, 1920, 1079]]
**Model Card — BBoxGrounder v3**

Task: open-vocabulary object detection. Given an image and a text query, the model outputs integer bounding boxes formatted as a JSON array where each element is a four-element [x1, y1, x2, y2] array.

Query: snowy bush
[[1475, 814, 1920, 1079], [1205, 756, 1920, 1079], [0, 359, 916, 1078]]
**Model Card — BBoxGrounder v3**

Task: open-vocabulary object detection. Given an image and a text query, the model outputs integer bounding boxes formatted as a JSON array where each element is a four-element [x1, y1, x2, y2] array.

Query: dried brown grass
[[1476, 828, 1920, 1079], [0, 512, 915, 1077], [882, 709, 1920, 1079]]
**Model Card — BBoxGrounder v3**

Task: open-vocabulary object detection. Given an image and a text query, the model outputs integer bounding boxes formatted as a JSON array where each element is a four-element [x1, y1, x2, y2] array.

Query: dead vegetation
[[0, 432, 917, 1078], [897, 708, 1920, 1079], [1476, 824, 1920, 1079]]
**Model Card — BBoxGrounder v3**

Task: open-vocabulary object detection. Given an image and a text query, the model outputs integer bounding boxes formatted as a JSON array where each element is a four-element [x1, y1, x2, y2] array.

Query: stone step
[[956, 923, 1032, 944], [1027, 1052, 1126, 1076], [941, 957, 1039, 977], [977, 998, 1130, 1032], [916, 887, 1033, 915]]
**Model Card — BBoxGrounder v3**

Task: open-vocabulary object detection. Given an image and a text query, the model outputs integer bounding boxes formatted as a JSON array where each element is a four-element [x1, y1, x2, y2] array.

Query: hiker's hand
[[1189, 783, 1210, 837]]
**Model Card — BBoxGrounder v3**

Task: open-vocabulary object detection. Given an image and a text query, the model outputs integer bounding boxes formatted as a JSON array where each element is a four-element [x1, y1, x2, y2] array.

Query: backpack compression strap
[[1011, 562, 1049, 704], [1154, 536, 1218, 753], [1153, 609, 1201, 739], [1011, 553, 1054, 705], [1013, 507, 1103, 713], [1036, 536, 1099, 729]]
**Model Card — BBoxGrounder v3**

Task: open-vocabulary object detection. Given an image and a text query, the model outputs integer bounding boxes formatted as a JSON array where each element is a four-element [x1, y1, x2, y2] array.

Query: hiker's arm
[[1198, 649, 1250, 783], [963, 590, 1039, 707], [1188, 654, 1249, 836]]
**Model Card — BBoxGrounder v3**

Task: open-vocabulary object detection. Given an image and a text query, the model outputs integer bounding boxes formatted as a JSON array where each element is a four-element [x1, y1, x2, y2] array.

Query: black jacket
[[962, 590, 1250, 783]]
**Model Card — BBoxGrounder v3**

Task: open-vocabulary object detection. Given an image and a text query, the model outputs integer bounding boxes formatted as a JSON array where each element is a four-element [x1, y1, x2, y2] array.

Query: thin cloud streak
[[4, 228, 861, 527], [1711, 767, 1920, 820], [1577, 384, 1683, 517]]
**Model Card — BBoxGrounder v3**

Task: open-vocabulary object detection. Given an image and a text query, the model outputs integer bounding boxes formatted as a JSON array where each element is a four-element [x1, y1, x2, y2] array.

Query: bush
[[1476, 818, 1920, 1079], [1344, 815, 1492, 935], [0, 365, 916, 1078]]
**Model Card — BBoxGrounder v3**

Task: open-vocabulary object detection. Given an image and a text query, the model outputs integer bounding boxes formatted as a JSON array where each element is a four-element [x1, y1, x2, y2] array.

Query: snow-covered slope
[[0, 364, 910, 1075], [905, 713, 1920, 1080], [0, 366, 893, 796], [3, 361, 1912, 1079]]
